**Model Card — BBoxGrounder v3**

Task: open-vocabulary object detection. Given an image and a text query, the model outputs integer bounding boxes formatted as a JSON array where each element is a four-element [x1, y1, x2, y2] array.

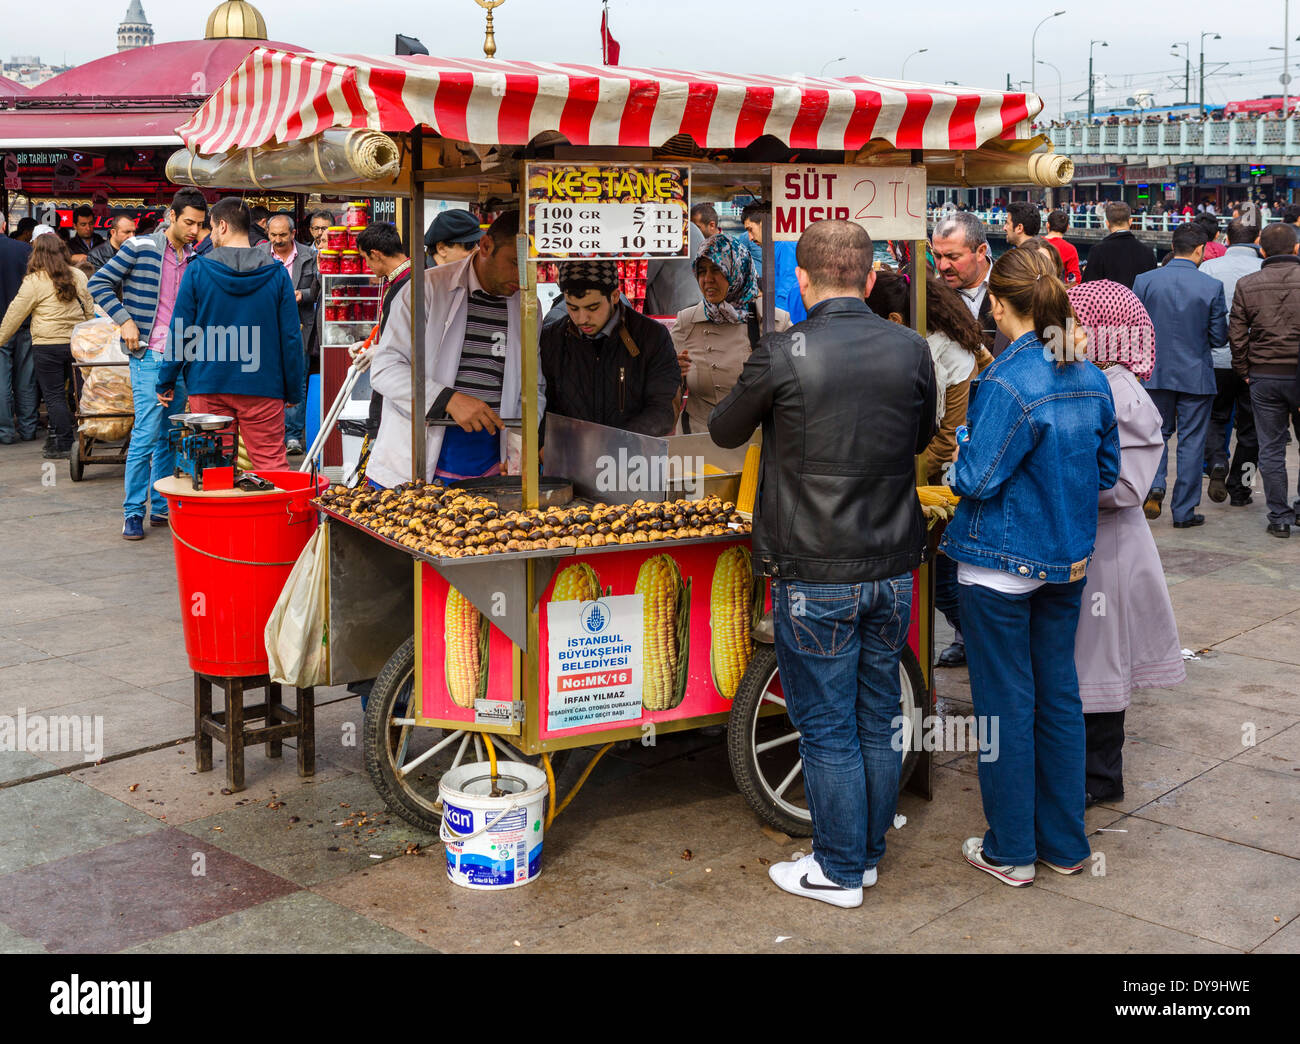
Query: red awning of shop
[[0, 108, 196, 149], [0, 38, 303, 151], [176, 48, 1042, 156]]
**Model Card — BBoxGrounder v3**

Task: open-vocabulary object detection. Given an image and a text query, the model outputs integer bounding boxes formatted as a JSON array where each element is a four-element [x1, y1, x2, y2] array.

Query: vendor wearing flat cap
[[540, 260, 682, 436]]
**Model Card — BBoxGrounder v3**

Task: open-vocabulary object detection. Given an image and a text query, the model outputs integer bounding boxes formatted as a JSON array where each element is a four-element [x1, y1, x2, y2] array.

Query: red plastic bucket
[[158, 470, 327, 677]]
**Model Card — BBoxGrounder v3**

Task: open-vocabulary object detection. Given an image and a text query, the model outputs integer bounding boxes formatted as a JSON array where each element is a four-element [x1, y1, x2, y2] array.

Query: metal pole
[[518, 159, 538, 511], [410, 126, 426, 482], [1088, 48, 1094, 120], [1199, 39, 1205, 114], [1285, 0, 1291, 124], [760, 208, 775, 336]]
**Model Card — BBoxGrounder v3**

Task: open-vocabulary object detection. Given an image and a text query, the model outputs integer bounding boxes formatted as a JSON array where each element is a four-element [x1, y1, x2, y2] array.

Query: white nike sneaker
[[768, 853, 863, 908], [862, 866, 878, 887]]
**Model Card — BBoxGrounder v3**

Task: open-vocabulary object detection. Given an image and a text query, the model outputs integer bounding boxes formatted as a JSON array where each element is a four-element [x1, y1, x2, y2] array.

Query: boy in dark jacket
[[540, 259, 681, 436], [156, 198, 304, 472]]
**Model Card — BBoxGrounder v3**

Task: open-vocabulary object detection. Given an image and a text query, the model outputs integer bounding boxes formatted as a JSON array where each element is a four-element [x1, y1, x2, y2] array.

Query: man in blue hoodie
[[156, 197, 304, 473]]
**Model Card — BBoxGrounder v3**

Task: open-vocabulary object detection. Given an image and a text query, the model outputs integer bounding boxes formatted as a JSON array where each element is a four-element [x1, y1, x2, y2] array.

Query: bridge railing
[[929, 208, 1286, 234], [1046, 117, 1299, 157]]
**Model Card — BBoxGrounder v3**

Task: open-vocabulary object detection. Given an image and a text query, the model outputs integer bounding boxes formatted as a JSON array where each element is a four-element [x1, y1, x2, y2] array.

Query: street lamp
[[1031, 10, 1066, 97], [1038, 59, 1063, 122], [902, 48, 928, 80], [1088, 39, 1107, 120], [1171, 42, 1190, 105], [820, 56, 847, 78], [1199, 31, 1220, 115]]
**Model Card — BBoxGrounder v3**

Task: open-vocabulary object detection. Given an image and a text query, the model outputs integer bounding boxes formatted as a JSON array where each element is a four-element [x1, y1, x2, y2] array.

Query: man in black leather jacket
[[710, 220, 936, 909], [540, 259, 680, 436]]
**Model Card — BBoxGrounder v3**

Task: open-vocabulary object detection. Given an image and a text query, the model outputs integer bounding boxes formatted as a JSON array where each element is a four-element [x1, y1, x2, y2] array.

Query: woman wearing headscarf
[[1067, 280, 1185, 807], [672, 233, 790, 434]]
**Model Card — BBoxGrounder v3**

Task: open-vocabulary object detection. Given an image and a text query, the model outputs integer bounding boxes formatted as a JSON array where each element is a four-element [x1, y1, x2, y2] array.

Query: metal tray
[[316, 503, 750, 566], [170, 413, 233, 431]]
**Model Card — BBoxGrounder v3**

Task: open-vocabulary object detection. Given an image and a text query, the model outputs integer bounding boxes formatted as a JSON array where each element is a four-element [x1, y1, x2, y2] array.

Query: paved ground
[[0, 437, 1297, 954]]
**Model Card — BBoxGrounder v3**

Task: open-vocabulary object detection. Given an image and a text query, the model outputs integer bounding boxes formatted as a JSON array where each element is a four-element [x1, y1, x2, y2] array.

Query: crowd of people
[[0, 181, 1296, 908]]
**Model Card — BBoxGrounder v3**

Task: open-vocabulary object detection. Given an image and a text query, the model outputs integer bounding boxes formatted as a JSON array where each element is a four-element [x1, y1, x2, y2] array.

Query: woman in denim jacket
[[940, 246, 1121, 887]]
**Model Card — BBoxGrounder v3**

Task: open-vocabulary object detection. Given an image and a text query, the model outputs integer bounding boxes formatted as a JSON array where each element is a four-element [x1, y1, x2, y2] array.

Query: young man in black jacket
[[710, 219, 937, 909], [1081, 201, 1157, 288], [540, 260, 680, 436]]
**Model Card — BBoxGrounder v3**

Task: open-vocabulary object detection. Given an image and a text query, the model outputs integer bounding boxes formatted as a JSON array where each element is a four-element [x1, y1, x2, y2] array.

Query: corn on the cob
[[551, 562, 602, 602], [710, 546, 754, 699], [916, 485, 960, 506], [445, 586, 487, 708], [636, 554, 688, 711], [737, 445, 761, 515]]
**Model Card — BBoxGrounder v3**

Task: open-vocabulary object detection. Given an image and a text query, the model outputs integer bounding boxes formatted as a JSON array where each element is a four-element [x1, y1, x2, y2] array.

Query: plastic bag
[[265, 527, 329, 687], [71, 315, 134, 442]]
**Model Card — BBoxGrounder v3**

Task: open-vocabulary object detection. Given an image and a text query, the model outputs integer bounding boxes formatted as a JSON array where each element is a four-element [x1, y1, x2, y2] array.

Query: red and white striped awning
[[176, 48, 1041, 157]]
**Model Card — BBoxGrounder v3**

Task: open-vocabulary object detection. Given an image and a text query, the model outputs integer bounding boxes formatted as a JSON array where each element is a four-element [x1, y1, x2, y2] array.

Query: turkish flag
[[601, 9, 621, 65]]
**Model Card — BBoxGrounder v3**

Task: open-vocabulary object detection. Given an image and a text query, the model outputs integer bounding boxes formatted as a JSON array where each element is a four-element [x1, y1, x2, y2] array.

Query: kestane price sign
[[526, 163, 690, 259]]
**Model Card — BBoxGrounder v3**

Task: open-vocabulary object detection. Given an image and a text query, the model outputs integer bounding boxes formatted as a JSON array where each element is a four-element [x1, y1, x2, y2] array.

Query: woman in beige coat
[[0, 234, 94, 458], [672, 234, 790, 434]]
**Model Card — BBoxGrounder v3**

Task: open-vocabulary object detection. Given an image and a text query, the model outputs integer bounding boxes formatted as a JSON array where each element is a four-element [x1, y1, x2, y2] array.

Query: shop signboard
[[772, 164, 926, 241], [525, 162, 690, 259]]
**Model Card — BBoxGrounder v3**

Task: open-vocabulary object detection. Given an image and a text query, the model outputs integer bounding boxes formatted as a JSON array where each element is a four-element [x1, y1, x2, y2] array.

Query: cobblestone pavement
[[0, 438, 1296, 954]]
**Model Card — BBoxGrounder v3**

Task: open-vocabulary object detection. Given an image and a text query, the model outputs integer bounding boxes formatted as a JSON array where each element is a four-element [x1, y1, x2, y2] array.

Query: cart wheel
[[68, 439, 84, 482], [726, 643, 925, 838], [362, 637, 570, 833]]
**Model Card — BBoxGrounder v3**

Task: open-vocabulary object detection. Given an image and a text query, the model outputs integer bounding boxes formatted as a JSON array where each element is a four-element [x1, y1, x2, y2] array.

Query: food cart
[[169, 49, 1067, 838]]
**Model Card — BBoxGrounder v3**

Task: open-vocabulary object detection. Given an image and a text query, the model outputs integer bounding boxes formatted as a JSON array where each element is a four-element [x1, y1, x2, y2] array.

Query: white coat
[[367, 254, 545, 490]]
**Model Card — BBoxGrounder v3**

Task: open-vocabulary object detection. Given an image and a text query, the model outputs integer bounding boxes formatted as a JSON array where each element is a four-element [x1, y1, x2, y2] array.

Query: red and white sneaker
[[962, 837, 1034, 887], [1038, 856, 1086, 875]]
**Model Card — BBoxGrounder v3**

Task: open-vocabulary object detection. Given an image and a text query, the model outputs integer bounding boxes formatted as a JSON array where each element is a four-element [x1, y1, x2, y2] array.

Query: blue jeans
[[124, 352, 187, 520], [771, 574, 913, 888], [958, 578, 1090, 867], [284, 366, 309, 444], [1147, 389, 1213, 522], [0, 327, 38, 441]]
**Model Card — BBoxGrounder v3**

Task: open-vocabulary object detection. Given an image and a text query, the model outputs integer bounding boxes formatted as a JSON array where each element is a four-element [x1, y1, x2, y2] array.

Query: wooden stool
[[194, 673, 315, 792]]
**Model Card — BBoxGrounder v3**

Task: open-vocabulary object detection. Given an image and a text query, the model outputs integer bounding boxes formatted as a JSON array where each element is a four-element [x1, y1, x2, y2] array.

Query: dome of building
[[117, 0, 155, 53], [205, 1, 268, 41]]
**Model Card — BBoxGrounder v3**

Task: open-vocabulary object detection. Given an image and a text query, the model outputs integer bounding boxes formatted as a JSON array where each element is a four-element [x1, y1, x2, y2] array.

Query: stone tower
[[117, 0, 155, 52]]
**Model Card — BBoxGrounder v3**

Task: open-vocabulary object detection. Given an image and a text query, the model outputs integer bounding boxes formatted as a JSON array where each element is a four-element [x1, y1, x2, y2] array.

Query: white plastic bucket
[[438, 762, 549, 890]]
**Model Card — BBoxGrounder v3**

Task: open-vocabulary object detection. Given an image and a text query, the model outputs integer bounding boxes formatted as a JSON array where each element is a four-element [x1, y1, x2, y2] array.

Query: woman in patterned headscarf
[[1067, 279, 1184, 808], [671, 233, 790, 433]]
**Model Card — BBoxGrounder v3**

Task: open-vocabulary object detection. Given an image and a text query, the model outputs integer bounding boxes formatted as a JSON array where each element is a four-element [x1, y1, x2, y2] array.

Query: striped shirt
[[88, 230, 192, 345], [454, 289, 507, 409]]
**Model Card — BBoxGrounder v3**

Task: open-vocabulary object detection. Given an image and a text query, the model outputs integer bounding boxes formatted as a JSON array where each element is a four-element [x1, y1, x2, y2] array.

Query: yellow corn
[[445, 586, 486, 708], [551, 562, 601, 602], [636, 554, 684, 711], [710, 546, 753, 698], [737, 445, 761, 515], [916, 485, 961, 506]]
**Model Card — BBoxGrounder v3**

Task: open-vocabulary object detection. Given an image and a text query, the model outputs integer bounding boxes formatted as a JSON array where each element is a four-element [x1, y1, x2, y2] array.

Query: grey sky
[[10, 0, 1290, 117]]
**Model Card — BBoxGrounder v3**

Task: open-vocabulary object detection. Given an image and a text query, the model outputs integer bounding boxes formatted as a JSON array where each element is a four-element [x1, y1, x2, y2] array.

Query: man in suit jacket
[[1134, 223, 1228, 527], [1083, 201, 1158, 288], [257, 213, 319, 453]]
